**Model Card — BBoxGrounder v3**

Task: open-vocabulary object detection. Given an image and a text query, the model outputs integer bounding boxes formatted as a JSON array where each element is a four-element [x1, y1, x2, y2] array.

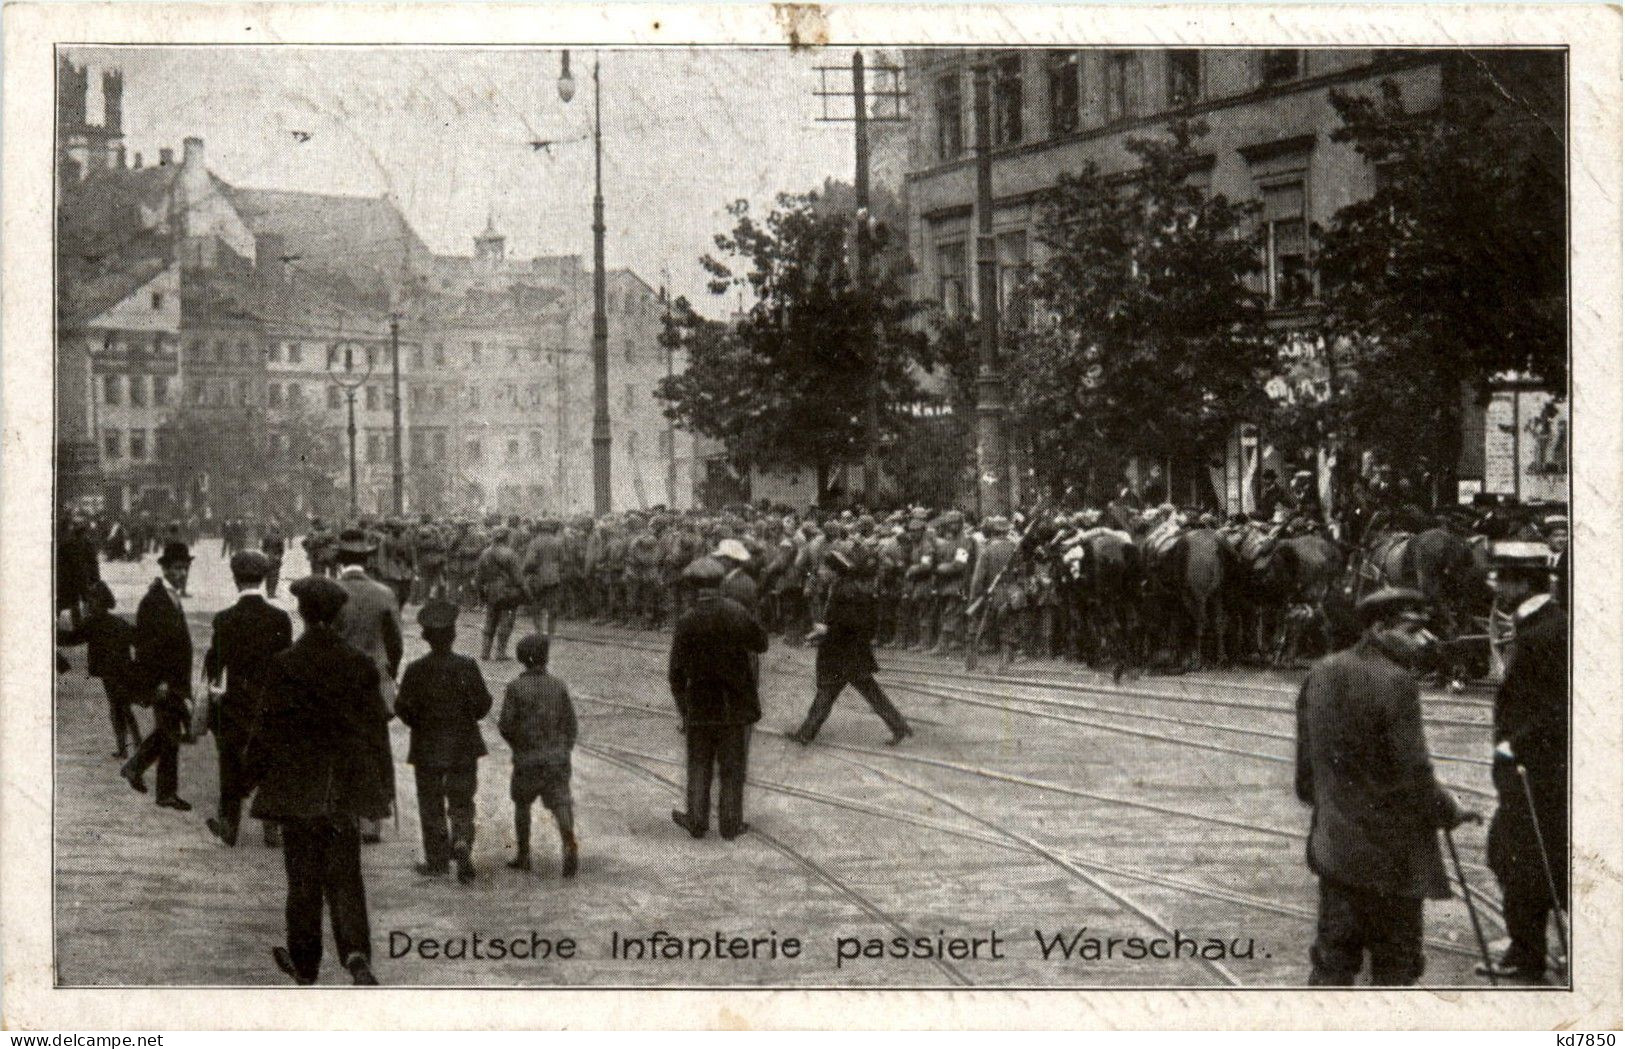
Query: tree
[[656, 185, 930, 504], [1316, 53, 1565, 501], [158, 404, 342, 522], [1011, 120, 1271, 502]]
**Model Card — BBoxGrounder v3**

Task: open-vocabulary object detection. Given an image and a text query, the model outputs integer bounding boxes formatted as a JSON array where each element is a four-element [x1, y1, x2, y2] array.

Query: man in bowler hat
[[394, 598, 493, 883], [121, 540, 196, 810], [245, 574, 392, 986], [1295, 586, 1475, 985], [203, 550, 293, 847]]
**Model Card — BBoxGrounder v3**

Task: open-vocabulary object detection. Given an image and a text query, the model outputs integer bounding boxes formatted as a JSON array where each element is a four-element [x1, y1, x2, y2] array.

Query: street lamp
[[560, 49, 611, 515], [332, 340, 374, 519]]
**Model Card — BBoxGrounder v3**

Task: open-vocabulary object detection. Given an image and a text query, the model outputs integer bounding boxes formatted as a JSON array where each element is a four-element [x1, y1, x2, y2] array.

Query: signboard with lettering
[[1482, 386, 1568, 502]]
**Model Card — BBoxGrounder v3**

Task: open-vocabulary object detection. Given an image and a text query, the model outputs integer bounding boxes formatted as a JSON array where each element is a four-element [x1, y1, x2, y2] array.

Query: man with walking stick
[[1480, 543, 1570, 983], [1294, 587, 1478, 985]]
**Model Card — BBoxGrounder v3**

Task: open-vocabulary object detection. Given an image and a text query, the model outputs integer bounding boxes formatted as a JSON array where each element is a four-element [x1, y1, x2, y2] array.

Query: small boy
[[58, 580, 145, 759], [499, 634, 578, 877]]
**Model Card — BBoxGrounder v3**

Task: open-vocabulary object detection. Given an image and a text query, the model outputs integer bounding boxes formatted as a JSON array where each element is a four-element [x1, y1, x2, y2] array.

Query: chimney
[[255, 233, 288, 282], [101, 69, 123, 134], [158, 147, 174, 166], [133, 152, 143, 169], [183, 136, 204, 170]]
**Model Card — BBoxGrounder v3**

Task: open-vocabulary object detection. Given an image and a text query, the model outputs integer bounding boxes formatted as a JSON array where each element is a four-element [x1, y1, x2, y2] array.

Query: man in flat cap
[[394, 599, 493, 883], [202, 550, 293, 847], [121, 540, 196, 810], [1295, 586, 1475, 985], [668, 556, 769, 840], [1481, 543, 1569, 982], [333, 528, 403, 843], [246, 574, 391, 985]]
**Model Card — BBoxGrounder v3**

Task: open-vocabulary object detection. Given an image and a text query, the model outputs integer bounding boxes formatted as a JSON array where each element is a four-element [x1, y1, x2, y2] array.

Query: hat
[[87, 580, 116, 611], [158, 541, 193, 567], [910, 507, 931, 522], [229, 550, 270, 580], [1491, 540, 1552, 569], [335, 528, 377, 555], [715, 538, 751, 564], [905, 517, 926, 531], [418, 598, 459, 631], [943, 510, 965, 526], [290, 575, 348, 620], [682, 557, 725, 587], [1542, 514, 1570, 531], [1355, 587, 1428, 627], [516, 633, 551, 667]]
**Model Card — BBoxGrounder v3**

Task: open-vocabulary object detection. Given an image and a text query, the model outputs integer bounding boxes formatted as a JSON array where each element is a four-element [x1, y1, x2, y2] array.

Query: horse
[[1139, 526, 1234, 672], [1352, 524, 1491, 686], [1068, 529, 1142, 683], [1230, 526, 1344, 666]]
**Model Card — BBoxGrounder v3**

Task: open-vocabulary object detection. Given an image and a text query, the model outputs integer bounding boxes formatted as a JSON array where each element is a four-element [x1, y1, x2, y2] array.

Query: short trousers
[[511, 759, 572, 811]]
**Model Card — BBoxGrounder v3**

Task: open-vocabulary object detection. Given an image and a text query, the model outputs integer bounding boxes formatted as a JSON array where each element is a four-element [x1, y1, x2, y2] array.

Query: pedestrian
[[394, 599, 492, 884], [202, 550, 293, 848], [668, 557, 769, 840], [499, 634, 579, 878], [57, 580, 144, 759], [789, 550, 912, 747], [245, 575, 391, 986], [261, 523, 287, 599], [120, 540, 196, 811], [1294, 586, 1475, 985], [522, 519, 565, 638], [333, 528, 403, 844], [475, 527, 526, 661], [1481, 544, 1569, 982]]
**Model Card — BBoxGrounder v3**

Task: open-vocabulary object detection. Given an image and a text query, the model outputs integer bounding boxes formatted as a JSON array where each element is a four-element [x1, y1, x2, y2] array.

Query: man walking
[[668, 558, 769, 840], [1294, 587, 1474, 985], [790, 550, 912, 747], [121, 540, 195, 811], [394, 599, 493, 884], [203, 550, 293, 847], [1481, 544, 1569, 982], [333, 528, 403, 843], [246, 575, 392, 986]]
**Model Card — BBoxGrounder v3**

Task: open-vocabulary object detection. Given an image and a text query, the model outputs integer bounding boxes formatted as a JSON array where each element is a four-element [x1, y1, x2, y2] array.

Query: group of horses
[[1038, 510, 1496, 683]]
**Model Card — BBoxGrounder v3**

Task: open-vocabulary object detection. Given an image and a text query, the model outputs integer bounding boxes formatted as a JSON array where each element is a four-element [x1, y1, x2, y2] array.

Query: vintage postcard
[[2, 1, 1619, 1032]]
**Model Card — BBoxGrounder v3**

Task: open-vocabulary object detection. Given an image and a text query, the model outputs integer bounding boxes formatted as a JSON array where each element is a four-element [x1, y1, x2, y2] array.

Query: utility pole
[[972, 60, 1009, 517], [586, 58, 613, 515], [816, 53, 907, 508], [660, 276, 677, 508], [389, 314, 405, 515]]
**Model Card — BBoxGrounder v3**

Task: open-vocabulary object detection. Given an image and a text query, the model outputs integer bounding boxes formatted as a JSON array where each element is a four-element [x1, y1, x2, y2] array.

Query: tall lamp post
[[333, 340, 373, 518], [559, 50, 612, 515], [971, 59, 1009, 516]]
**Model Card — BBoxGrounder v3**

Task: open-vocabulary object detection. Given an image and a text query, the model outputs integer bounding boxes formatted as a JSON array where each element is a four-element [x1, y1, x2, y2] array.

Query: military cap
[[714, 538, 752, 564], [418, 598, 459, 631], [910, 506, 931, 522], [943, 510, 965, 526], [157, 540, 194, 566], [290, 574, 348, 619], [905, 517, 927, 531], [1355, 587, 1428, 627], [682, 557, 725, 587], [229, 550, 271, 580]]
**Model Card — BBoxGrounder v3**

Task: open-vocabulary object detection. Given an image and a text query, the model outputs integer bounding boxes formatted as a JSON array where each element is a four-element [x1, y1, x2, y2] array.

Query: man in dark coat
[[57, 580, 144, 758], [121, 541, 195, 809], [202, 551, 293, 847], [790, 551, 912, 747], [1481, 548, 1569, 982], [245, 575, 392, 986], [1295, 586, 1473, 985], [394, 599, 493, 883], [668, 557, 769, 840]]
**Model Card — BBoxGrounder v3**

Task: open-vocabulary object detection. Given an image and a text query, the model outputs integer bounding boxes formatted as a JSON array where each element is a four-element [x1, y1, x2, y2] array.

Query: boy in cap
[[394, 599, 492, 883], [58, 580, 144, 759], [498, 634, 579, 877]]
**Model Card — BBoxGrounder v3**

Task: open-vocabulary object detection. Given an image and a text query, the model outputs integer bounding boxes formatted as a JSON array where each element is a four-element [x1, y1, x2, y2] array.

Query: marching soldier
[[377, 521, 416, 610], [203, 550, 293, 848], [261, 520, 287, 599], [1295, 587, 1475, 985], [906, 514, 940, 651], [522, 519, 565, 638], [932, 511, 976, 656], [1481, 544, 1569, 982], [873, 513, 912, 647], [559, 517, 589, 623], [413, 516, 449, 603], [966, 515, 1024, 668], [476, 528, 527, 661], [450, 522, 486, 609]]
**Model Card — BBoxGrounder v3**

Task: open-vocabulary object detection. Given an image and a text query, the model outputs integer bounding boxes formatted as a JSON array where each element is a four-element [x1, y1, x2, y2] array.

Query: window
[[1046, 51, 1079, 136], [509, 345, 521, 364], [288, 383, 304, 407], [936, 241, 968, 315], [532, 345, 545, 364], [236, 342, 252, 366], [188, 378, 205, 405], [128, 430, 146, 460], [434, 386, 446, 410], [1261, 49, 1302, 86], [529, 431, 544, 457], [993, 54, 1023, 146], [1106, 51, 1140, 121], [505, 384, 517, 405], [268, 342, 282, 364], [103, 430, 121, 459], [658, 430, 673, 456], [366, 346, 377, 370], [623, 383, 636, 411], [466, 437, 482, 463], [186, 338, 204, 363], [367, 434, 383, 464], [528, 384, 543, 407], [150, 292, 163, 310], [1168, 50, 1201, 106], [410, 384, 424, 409], [103, 374, 121, 406], [156, 429, 174, 462], [214, 340, 228, 364], [366, 385, 379, 411], [288, 343, 302, 365], [934, 73, 963, 160], [152, 375, 168, 406], [1261, 179, 1312, 307], [433, 343, 446, 367], [624, 338, 635, 362], [431, 431, 446, 462], [411, 347, 425, 370], [996, 231, 1030, 324], [268, 383, 283, 408], [411, 432, 427, 465], [129, 374, 147, 407], [327, 345, 341, 370], [468, 385, 481, 410], [506, 437, 520, 460], [470, 341, 482, 365], [328, 385, 343, 409], [237, 378, 252, 406]]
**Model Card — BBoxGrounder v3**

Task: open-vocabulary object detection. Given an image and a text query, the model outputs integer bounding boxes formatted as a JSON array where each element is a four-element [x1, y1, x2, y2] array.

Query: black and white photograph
[[5, 1, 1621, 1031]]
